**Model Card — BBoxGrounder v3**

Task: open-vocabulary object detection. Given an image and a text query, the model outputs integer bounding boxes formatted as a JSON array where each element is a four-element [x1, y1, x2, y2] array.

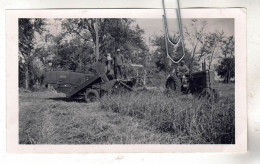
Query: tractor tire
[[212, 89, 221, 102], [85, 89, 100, 103], [199, 88, 220, 103], [166, 75, 181, 93], [112, 82, 129, 94]]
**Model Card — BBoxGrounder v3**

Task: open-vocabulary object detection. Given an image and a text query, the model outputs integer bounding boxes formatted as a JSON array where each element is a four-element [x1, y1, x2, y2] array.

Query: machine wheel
[[166, 75, 181, 92], [112, 82, 129, 94], [85, 89, 100, 103], [212, 89, 220, 102], [199, 88, 220, 102]]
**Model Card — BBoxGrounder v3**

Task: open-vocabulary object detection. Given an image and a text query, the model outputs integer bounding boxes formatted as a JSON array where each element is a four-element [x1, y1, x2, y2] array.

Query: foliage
[[50, 36, 94, 72], [19, 18, 46, 89], [61, 18, 149, 65], [221, 36, 235, 57], [151, 35, 200, 73], [216, 57, 235, 83], [199, 31, 224, 70], [184, 19, 207, 71]]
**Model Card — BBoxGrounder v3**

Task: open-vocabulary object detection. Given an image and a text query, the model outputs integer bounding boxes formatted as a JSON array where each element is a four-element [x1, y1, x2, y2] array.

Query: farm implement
[[166, 70, 220, 101], [44, 62, 142, 103]]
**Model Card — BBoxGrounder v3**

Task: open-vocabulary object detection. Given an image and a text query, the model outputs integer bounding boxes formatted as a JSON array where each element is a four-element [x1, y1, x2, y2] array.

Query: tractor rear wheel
[[199, 88, 220, 102], [85, 89, 99, 103], [166, 75, 181, 93]]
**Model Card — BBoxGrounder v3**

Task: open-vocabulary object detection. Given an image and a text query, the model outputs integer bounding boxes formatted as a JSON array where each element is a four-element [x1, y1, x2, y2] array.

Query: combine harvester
[[45, 62, 145, 103]]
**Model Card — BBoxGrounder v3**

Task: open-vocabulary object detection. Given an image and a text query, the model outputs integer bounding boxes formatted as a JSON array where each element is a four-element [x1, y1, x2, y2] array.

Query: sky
[[133, 18, 234, 44], [37, 18, 234, 68], [133, 18, 234, 68], [40, 18, 234, 46]]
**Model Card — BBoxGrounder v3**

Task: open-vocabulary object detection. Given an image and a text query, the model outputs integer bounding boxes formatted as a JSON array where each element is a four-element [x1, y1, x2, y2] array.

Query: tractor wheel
[[166, 75, 181, 93], [112, 82, 128, 94], [85, 89, 99, 103], [212, 89, 221, 102], [199, 88, 220, 102]]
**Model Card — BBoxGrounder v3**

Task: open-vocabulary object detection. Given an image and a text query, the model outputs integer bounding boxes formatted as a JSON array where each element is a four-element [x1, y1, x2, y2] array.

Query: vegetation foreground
[[19, 84, 235, 144]]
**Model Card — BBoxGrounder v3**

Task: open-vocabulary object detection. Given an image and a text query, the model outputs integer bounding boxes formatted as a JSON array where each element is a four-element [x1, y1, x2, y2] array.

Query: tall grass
[[20, 92, 179, 144], [100, 91, 235, 144]]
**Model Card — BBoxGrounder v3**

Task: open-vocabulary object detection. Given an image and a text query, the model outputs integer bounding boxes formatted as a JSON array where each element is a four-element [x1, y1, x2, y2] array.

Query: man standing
[[114, 49, 124, 79]]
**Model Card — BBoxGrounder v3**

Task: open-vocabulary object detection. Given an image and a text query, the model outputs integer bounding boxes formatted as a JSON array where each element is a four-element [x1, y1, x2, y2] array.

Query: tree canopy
[[19, 18, 45, 89], [18, 18, 235, 89], [216, 57, 235, 83]]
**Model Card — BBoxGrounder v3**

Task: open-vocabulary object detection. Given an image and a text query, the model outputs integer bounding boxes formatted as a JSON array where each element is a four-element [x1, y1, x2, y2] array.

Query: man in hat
[[176, 60, 189, 78], [114, 49, 124, 79]]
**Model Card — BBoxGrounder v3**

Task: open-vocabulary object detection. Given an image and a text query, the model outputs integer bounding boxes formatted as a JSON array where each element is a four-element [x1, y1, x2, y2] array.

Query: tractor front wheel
[[166, 75, 181, 93], [199, 88, 220, 102], [85, 89, 100, 103]]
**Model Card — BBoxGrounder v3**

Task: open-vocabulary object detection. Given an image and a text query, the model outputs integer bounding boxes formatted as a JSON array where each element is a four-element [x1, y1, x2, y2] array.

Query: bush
[[100, 91, 235, 144]]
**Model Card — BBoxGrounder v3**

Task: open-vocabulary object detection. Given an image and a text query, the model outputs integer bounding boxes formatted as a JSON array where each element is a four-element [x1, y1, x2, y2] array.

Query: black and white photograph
[[6, 8, 246, 153]]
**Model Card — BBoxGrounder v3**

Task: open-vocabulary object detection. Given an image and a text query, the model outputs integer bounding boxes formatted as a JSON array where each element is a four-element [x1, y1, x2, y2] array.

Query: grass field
[[19, 83, 235, 144]]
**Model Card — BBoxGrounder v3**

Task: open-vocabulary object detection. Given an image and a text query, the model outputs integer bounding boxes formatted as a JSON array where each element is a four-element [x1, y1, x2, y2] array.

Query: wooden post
[[94, 18, 99, 62]]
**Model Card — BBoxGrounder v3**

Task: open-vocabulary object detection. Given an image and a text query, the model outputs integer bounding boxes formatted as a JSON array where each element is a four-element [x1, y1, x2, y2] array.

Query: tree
[[216, 57, 235, 83], [61, 18, 148, 63], [199, 31, 224, 70], [184, 19, 207, 72], [151, 35, 199, 73], [221, 36, 234, 57], [19, 18, 45, 89]]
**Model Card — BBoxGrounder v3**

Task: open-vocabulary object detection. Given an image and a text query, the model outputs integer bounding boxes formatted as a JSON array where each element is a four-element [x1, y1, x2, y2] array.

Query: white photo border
[[6, 8, 247, 153]]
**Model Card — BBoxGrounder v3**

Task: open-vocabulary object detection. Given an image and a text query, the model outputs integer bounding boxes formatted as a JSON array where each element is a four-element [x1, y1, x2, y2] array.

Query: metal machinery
[[44, 62, 137, 103]]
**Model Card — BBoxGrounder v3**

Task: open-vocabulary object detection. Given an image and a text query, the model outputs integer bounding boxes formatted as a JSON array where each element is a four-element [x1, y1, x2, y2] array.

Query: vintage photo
[[7, 9, 246, 152], [18, 17, 235, 144]]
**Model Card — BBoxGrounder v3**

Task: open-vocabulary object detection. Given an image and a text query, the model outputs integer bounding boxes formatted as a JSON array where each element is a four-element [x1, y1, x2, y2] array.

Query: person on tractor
[[176, 60, 189, 87], [114, 49, 124, 79], [176, 60, 189, 78]]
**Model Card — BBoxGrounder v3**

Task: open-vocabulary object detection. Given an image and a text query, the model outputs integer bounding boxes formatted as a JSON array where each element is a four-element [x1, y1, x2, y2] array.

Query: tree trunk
[[25, 64, 29, 89], [227, 69, 230, 83], [94, 18, 99, 62], [189, 44, 197, 74]]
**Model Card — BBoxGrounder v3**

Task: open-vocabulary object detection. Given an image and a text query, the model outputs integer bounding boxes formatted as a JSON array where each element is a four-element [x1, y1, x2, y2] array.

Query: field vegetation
[[19, 83, 234, 144]]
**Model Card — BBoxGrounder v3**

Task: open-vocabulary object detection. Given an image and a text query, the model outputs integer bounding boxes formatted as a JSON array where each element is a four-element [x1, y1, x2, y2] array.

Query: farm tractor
[[166, 68, 220, 101], [44, 62, 145, 103]]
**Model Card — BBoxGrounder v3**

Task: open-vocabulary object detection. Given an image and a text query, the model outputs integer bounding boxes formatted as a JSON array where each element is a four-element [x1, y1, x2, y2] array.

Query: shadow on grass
[[48, 97, 86, 103]]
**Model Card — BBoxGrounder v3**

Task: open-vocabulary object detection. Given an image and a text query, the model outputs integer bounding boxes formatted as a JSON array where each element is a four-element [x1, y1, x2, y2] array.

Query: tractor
[[166, 68, 220, 101]]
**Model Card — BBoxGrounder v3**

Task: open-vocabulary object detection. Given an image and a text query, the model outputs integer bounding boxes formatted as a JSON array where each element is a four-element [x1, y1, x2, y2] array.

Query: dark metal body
[[44, 62, 136, 101], [167, 70, 216, 94], [188, 70, 215, 93]]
